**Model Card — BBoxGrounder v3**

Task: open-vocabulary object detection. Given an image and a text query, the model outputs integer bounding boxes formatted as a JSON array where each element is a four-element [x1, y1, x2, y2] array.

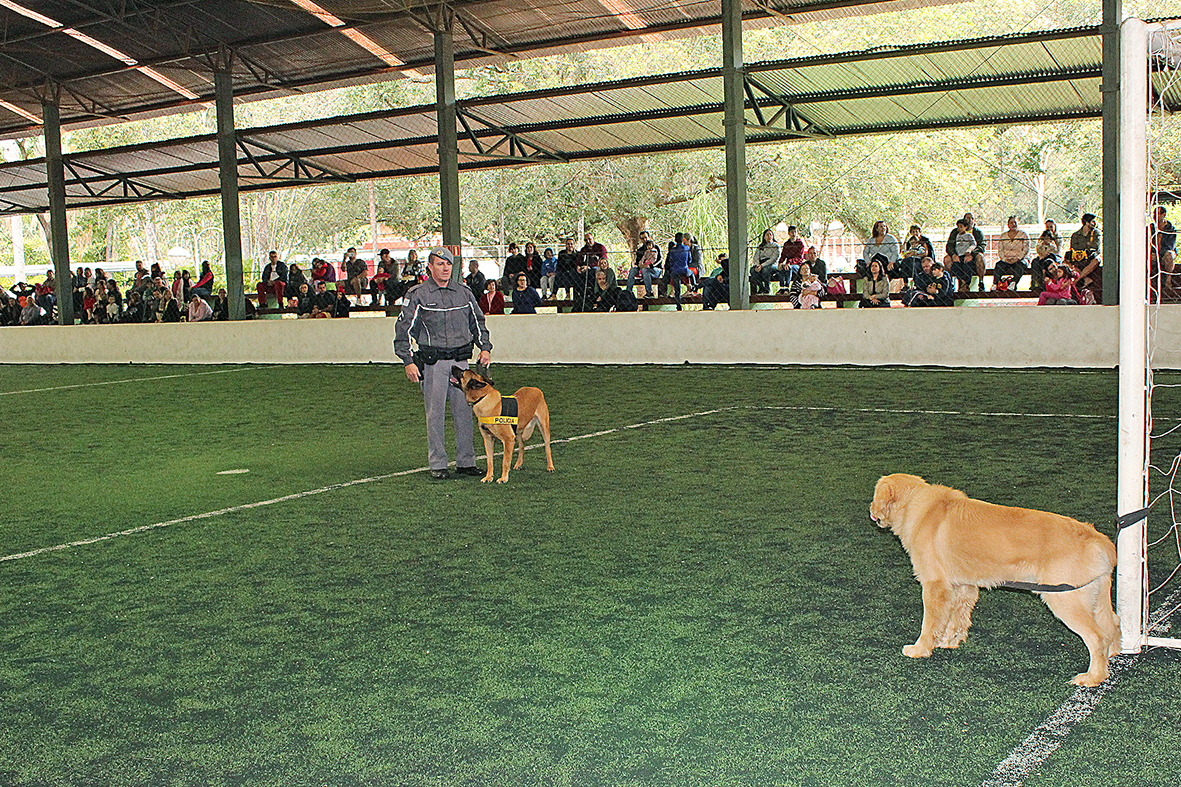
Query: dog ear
[[467, 379, 486, 389]]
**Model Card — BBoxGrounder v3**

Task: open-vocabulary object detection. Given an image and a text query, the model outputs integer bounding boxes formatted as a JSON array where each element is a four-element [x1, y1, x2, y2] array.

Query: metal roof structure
[[1, 23, 1148, 216], [0, 0, 962, 139]]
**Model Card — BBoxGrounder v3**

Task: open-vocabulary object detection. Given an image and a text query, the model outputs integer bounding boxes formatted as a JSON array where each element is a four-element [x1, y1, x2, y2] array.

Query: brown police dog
[[870, 473, 1120, 687], [449, 366, 554, 484]]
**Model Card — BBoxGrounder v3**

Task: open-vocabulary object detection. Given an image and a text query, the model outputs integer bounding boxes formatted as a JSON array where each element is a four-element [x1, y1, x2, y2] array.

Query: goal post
[[1116, 17, 1181, 653], [1116, 16, 1149, 655]]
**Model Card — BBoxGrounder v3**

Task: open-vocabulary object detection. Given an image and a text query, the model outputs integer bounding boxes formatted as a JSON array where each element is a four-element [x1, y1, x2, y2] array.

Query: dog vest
[[479, 396, 518, 426]]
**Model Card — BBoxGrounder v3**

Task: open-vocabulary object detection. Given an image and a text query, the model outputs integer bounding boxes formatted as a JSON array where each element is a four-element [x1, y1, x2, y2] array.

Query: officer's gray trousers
[[422, 358, 475, 471]]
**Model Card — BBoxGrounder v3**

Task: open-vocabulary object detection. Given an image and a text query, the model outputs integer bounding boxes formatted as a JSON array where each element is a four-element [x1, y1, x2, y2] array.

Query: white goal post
[[1116, 17, 1181, 653]]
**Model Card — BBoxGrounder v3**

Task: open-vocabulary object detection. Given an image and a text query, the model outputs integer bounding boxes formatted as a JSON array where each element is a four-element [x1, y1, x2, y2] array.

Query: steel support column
[[215, 67, 246, 320], [435, 25, 463, 282], [722, 0, 749, 310], [42, 100, 72, 325], [1101, 0, 1122, 303]]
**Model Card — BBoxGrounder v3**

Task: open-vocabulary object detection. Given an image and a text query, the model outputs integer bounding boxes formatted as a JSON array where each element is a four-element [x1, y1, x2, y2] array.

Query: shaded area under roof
[[0, 0, 963, 139], [1, 24, 1169, 216]]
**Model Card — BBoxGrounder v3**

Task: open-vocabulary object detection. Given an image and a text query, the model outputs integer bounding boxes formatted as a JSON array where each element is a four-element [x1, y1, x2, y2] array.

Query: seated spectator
[[510, 272, 542, 314], [332, 284, 352, 318], [311, 280, 335, 314], [522, 242, 544, 289], [71, 266, 86, 315], [310, 257, 336, 287], [287, 262, 307, 293], [187, 293, 213, 322], [539, 247, 557, 300], [1068, 213, 1102, 303], [588, 269, 624, 312], [173, 270, 191, 304], [751, 228, 779, 295], [20, 294, 47, 325], [342, 247, 368, 302], [211, 288, 229, 321], [105, 279, 123, 315], [794, 262, 823, 309], [626, 239, 661, 298], [859, 258, 890, 308], [35, 268, 57, 311], [256, 250, 287, 307], [899, 224, 934, 284], [402, 249, 424, 282], [687, 235, 703, 283], [82, 287, 98, 324], [156, 286, 181, 322], [944, 219, 977, 293], [666, 232, 693, 310], [905, 258, 953, 306], [479, 279, 505, 315], [802, 246, 827, 284], [464, 260, 486, 297], [131, 260, 149, 292], [777, 225, 806, 287], [1031, 220, 1061, 292], [293, 283, 314, 317], [631, 231, 662, 294], [1150, 206, 1177, 300], [859, 221, 899, 282], [1037, 262, 1079, 305], [596, 255, 617, 289], [994, 216, 1030, 289], [502, 242, 525, 290], [943, 213, 986, 292], [372, 248, 398, 306], [702, 253, 730, 310], [121, 290, 147, 323], [193, 261, 215, 300], [0, 289, 19, 325], [554, 238, 580, 299]]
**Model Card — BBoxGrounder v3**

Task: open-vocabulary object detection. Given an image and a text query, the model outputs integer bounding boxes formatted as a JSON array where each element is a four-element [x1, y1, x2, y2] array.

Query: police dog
[[870, 473, 1120, 686], [449, 366, 554, 484]]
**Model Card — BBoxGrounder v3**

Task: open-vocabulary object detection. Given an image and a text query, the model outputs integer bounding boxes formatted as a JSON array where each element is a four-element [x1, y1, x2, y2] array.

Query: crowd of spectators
[[7, 209, 1162, 325]]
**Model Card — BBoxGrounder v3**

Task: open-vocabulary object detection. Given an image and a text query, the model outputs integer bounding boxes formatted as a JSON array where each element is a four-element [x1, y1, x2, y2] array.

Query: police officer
[[394, 247, 492, 480]]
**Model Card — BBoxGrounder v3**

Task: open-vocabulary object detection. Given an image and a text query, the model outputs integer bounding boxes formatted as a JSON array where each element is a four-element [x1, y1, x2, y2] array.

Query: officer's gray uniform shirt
[[394, 277, 492, 471]]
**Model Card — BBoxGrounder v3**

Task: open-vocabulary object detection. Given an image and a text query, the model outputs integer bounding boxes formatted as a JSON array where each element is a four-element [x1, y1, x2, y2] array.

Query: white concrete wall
[[3, 306, 1180, 368]]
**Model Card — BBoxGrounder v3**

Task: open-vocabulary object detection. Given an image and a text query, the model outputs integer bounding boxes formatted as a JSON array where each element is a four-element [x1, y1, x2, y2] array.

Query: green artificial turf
[[0, 364, 1178, 786]]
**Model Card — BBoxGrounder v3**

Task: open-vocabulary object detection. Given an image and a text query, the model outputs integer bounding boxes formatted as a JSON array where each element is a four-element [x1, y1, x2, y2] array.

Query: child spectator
[[1037, 263, 1078, 305], [539, 247, 557, 299]]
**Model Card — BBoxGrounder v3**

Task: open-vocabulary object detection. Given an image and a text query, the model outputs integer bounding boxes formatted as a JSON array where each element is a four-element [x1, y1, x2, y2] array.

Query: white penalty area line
[[981, 587, 1181, 787], [0, 367, 252, 397]]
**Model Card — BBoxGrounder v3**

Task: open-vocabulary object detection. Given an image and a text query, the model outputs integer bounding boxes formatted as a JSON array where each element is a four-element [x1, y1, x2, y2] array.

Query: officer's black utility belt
[[413, 343, 473, 367]]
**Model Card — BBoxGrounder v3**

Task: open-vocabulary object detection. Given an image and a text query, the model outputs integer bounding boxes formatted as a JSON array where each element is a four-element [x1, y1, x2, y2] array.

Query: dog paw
[[546, 465, 555, 472], [481, 476, 493, 483], [902, 644, 932, 658], [497, 477, 508, 484]]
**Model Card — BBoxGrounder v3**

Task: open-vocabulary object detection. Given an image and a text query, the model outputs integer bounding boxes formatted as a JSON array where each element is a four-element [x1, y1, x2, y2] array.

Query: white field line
[[0, 403, 1125, 565], [0, 367, 251, 396], [981, 587, 1181, 787], [0, 407, 736, 564]]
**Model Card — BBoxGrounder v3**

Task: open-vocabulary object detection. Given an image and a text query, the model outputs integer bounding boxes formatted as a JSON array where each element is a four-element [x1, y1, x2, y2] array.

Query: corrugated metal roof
[[0, 0, 964, 139], [0, 24, 1121, 215]]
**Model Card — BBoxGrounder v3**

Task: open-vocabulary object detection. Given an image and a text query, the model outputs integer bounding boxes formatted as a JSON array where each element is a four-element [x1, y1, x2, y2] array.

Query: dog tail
[[519, 415, 538, 442]]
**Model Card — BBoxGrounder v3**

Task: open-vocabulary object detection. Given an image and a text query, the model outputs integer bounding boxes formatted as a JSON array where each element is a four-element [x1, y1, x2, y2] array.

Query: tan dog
[[870, 473, 1120, 686], [450, 366, 554, 484]]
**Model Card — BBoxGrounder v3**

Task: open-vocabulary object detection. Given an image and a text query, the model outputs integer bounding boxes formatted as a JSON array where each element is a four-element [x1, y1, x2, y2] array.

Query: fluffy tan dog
[[869, 473, 1120, 686]]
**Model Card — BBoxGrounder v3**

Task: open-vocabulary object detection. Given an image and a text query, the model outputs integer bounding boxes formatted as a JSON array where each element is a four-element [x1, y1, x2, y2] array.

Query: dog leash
[[1000, 576, 1102, 593], [999, 508, 1150, 594]]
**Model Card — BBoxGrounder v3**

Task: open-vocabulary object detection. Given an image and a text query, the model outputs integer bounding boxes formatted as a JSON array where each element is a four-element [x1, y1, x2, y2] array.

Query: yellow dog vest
[[478, 396, 518, 426]]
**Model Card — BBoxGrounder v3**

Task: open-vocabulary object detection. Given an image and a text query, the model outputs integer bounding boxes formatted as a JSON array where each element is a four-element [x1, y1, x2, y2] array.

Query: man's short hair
[[1081, 213, 1097, 224]]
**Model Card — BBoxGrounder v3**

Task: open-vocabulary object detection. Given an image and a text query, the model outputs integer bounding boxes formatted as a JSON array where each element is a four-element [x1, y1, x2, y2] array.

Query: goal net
[[1117, 17, 1181, 653]]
